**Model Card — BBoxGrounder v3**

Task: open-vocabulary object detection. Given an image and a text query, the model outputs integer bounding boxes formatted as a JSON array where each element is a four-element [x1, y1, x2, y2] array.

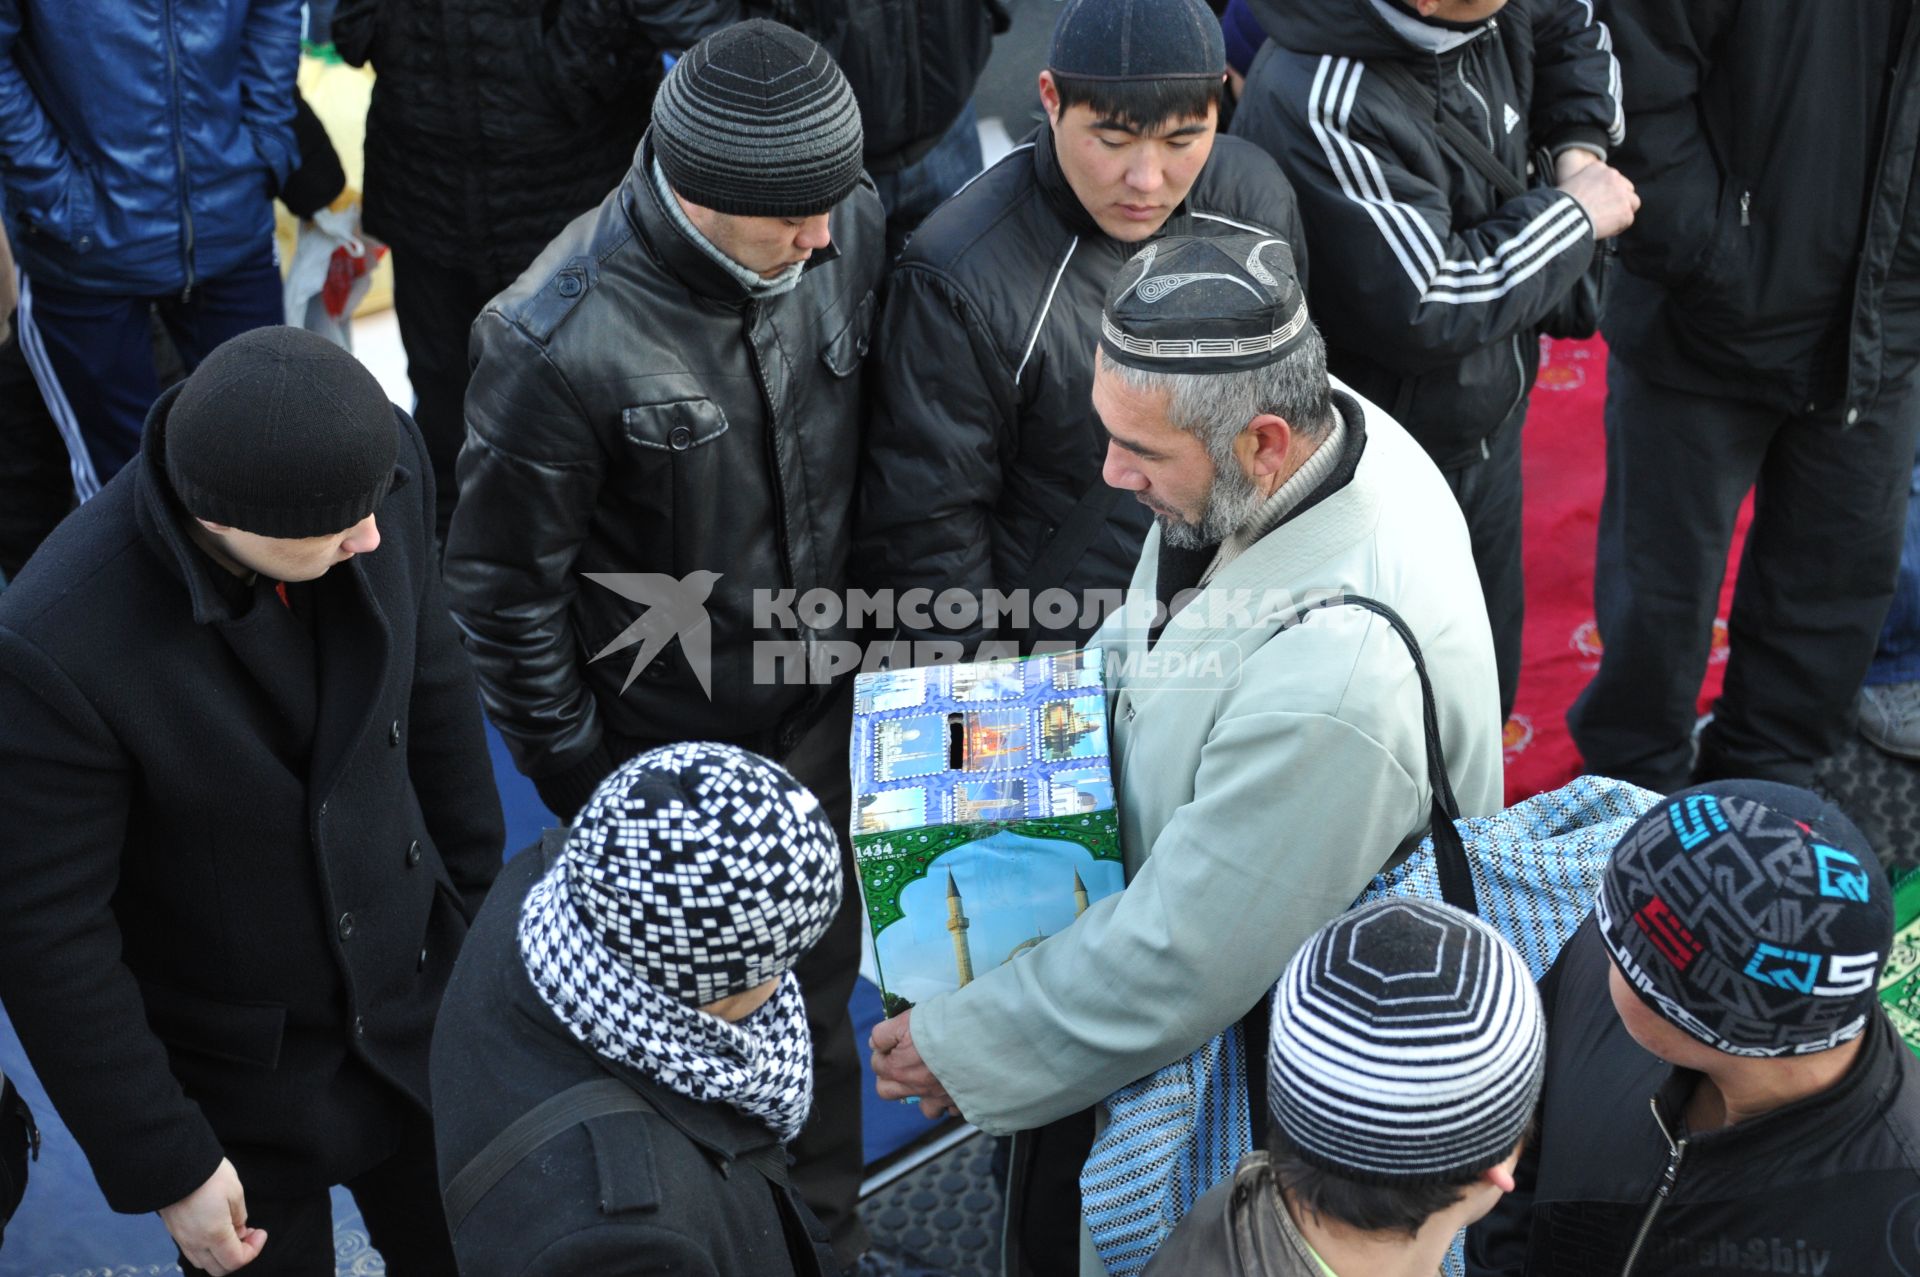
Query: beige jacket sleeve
[[910, 702, 1422, 1135]]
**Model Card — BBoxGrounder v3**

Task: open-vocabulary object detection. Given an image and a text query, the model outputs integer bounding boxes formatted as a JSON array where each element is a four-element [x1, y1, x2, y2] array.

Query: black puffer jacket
[[444, 136, 884, 810], [853, 127, 1306, 650], [1466, 922, 1920, 1277], [1233, 0, 1621, 468], [334, 0, 737, 285], [1598, 0, 1920, 420], [432, 842, 835, 1277]]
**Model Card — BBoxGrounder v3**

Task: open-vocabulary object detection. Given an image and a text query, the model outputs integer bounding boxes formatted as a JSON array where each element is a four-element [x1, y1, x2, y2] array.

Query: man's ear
[[1038, 69, 1062, 125], [1484, 1139, 1525, 1195], [1241, 412, 1295, 479]]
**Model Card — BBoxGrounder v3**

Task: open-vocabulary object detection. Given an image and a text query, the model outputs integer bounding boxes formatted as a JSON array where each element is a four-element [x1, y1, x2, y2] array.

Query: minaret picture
[[1073, 868, 1090, 917], [946, 870, 975, 986]]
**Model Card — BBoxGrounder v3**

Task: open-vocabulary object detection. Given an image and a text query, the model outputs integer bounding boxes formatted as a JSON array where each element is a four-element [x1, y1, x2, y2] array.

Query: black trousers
[[0, 327, 72, 581], [390, 250, 519, 542], [1569, 356, 1920, 792], [1441, 400, 1528, 722], [177, 1111, 452, 1276]]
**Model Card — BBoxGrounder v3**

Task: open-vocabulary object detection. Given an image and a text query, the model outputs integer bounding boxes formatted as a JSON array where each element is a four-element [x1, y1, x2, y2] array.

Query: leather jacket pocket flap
[[622, 399, 729, 453], [138, 981, 286, 1071], [820, 290, 876, 378]]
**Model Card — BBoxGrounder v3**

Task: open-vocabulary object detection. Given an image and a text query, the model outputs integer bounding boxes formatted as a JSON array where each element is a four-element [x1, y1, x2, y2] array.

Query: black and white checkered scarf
[[520, 871, 817, 1141], [516, 742, 843, 1142]]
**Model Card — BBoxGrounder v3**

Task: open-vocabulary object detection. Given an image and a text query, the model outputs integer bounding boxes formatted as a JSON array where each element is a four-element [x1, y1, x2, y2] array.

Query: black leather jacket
[[445, 135, 884, 808]]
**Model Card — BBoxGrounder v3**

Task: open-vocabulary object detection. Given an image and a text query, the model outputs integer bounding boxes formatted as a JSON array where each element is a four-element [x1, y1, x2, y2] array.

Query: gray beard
[[1158, 459, 1264, 551]]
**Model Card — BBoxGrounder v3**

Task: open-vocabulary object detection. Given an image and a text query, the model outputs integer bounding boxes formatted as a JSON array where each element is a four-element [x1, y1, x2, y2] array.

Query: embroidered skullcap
[[651, 19, 864, 218], [519, 741, 844, 1009], [1597, 780, 1892, 1058], [1270, 899, 1546, 1183], [1100, 233, 1312, 375], [1049, 0, 1226, 81]]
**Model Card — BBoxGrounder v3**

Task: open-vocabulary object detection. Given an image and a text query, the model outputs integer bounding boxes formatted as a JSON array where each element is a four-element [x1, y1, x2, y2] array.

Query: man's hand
[[1557, 161, 1640, 240], [1552, 147, 1601, 184], [869, 1010, 962, 1121], [158, 1159, 267, 1275]]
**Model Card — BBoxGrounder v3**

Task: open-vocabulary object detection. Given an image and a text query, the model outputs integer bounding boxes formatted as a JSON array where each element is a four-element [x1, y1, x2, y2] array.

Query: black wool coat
[[431, 843, 835, 1277], [0, 385, 503, 1213]]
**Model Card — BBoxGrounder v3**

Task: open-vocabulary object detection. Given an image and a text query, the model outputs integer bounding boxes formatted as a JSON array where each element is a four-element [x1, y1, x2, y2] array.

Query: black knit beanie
[[165, 326, 396, 538], [1597, 780, 1893, 1057], [651, 19, 864, 218], [1049, 0, 1227, 81]]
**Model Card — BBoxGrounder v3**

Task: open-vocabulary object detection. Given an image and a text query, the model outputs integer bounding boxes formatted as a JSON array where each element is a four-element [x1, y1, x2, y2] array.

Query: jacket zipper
[[1498, 332, 1529, 445], [161, 0, 198, 301], [1458, 58, 1496, 149], [1620, 1096, 1688, 1277], [1739, 190, 1751, 227]]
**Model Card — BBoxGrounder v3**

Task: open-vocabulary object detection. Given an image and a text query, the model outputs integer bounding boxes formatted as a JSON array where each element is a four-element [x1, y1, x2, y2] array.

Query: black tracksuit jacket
[[1233, 0, 1621, 469]]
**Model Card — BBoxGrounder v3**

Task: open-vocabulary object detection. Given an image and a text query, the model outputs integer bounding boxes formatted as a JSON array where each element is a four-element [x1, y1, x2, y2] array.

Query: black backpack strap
[[444, 1075, 796, 1234], [1024, 482, 1125, 599], [444, 1078, 659, 1233], [1278, 594, 1479, 914], [1367, 61, 1529, 205]]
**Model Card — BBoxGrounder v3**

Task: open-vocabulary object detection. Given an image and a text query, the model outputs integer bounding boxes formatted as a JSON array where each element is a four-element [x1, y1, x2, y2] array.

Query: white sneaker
[[1857, 681, 1920, 759]]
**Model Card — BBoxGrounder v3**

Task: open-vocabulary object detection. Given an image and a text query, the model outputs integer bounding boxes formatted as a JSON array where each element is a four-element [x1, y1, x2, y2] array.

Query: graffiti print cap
[[1597, 780, 1893, 1057]]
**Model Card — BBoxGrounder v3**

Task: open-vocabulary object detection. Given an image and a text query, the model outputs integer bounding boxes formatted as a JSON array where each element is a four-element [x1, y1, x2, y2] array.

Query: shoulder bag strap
[[1023, 481, 1126, 600], [1366, 60, 1529, 204], [1277, 593, 1479, 914]]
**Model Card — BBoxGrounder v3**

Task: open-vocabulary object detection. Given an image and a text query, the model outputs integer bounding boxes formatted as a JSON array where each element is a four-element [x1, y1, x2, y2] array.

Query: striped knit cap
[[1270, 899, 1546, 1184], [651, 19, 864, 218]]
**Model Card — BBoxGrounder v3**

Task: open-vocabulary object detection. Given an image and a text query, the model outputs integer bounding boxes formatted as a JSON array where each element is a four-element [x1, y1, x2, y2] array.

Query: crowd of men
[[0, 0, 1917, 1275]]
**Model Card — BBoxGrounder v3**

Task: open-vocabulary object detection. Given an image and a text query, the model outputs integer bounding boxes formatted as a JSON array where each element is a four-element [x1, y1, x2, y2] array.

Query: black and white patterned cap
[[1597, 780, 1892, 1057], [1270, 899, 1546, 1184], [1100, 233, 1312, 375], [523, 742, 844, 1008]]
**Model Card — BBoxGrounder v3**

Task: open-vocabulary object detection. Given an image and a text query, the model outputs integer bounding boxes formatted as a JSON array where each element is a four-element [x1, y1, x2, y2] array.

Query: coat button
[[389, 720, 401, 746], [556, 272, 582, 297], [405, 840, 422, 868], [669, 425, 693, 450], [338, 912, 355, 940], [1846, 406, 1860, 425]]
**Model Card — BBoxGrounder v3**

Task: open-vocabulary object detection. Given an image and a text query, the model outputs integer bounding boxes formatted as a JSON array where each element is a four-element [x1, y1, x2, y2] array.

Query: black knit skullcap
[[651, 19, 864, 218], [1101, 233, 1312, 375], [1049, 0, 1226, 81], [1597, 780, 1892, 1057], [165, 326, 396, 538]]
